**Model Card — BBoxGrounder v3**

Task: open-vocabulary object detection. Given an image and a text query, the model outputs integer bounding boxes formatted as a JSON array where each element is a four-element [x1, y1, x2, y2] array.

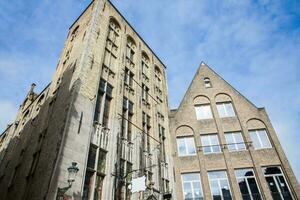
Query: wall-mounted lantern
[[56, 162, 79, 200]]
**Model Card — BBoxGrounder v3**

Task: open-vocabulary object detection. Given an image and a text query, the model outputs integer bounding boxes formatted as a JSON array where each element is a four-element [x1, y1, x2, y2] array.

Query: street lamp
[[56, 162, 79, 200], [67, 162, 79, 185]]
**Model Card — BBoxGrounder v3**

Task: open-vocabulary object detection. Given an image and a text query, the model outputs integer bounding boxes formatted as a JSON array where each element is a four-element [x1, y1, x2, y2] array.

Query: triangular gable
[[174, 61, 259, 115]]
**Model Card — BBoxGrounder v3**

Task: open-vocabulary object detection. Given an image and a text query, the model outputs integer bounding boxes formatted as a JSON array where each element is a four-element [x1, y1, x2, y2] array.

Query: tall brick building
[[0, 0, 173, 199], [0, 1, 299, 200], [169, 63, 300, 200]]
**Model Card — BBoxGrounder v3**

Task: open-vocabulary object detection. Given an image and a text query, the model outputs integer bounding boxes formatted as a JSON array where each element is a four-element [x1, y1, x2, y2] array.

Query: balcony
[[91, 122, 110, 151], [120, 139, 133, 162]]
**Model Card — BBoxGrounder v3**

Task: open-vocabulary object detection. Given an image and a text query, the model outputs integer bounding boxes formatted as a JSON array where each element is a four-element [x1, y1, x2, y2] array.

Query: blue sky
[[0, 0, 299, 180]]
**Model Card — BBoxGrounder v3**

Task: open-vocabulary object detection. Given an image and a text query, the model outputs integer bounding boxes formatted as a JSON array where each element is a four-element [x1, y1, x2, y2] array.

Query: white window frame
[[224, 132, 246, 152], [249, 129, 272, 149], [217, 102, 235, 118], [262, 166, 294, 200], [208, 171, 232, 200], [195, 104, 213, 120], [200, 134, 221, 154], [235, 168, 262, 200], [181, 173, 204, 200], [177, 137, 197, 157]]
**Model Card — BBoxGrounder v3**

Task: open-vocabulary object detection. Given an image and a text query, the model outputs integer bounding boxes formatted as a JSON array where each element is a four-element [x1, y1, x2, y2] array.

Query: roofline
[[69, 0, 95, 30], [203, 62, 258, 109], [176, 61, 258, 111], [69, 0, 166, 69]]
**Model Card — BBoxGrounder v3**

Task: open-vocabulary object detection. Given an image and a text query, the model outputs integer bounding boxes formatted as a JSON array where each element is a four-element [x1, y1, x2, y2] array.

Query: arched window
[[204, 77, 212, 88], [126, 36, 136, 65], [103, 18, 121, 71], [141, 52, 150, 79], [107, 18, 120, 45]]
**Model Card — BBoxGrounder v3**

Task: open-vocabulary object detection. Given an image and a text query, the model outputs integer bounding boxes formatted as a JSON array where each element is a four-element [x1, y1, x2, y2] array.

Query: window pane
[[210, 135, 219, 146], [201, 136, 210, 146], [177, 138, 186, 156], [263, 166, 282, 175], [225, 133, 236, 151], [208, 171, 232, 200], [195, 105, 213, 120], [235, 133, 246, 150], [220, 179, 232, 200], [237, 178, 250, 196], [182, 173, 203, 200], [217, 102, 235, 118], [186, 138, 196, 155], [217, 104, 226, 118], [210, 180, 221, 196], [258, 130, 271, 148], [249, 131, 261, 149], [248, 178, 261, 199], [225, 102, 235, 117], [266, 176, 282, 200], [276, 176, 293, 200], [182, 173, 199, 181]]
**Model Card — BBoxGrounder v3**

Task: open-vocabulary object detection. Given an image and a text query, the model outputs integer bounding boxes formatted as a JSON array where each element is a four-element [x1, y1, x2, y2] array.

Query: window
[[204, 77, 212, 88], [208, 171, 232, 200], [142, 112, 151, 152], [217, 102, 235, 118], [181, 173, 204, 200], [263, 166, 294, 200], [235, 168, 262, 200], [201, 134, 221, 154], [126, 42, 135, 62], [225, 132, 246, 151], [249, 129, 272, 149], [177, 137, 197, 156], [122, 97, 134, 141], [108, 20, 120, 44], [87, 146, 97, 169], [124, 67, 134, 87], [195, 104, 213, 120], [159, 124, 166, 161], [141, 54, 149, 78], [142, 84, 149, 103]]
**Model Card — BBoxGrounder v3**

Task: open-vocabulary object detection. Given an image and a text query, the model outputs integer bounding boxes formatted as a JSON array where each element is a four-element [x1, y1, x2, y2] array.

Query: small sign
[[131, 176, 146, 193]]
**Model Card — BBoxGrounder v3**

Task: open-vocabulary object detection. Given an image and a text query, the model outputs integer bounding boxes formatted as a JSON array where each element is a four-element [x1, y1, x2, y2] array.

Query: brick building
[[169, 63, 300, 200], [0, 1, 299, 200]]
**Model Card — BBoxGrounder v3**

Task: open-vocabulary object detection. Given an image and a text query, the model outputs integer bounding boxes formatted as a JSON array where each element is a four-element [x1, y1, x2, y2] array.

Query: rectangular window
[[249, 129, 272, 149], [142, 84, 149, 102], [124, 67, 134, 87], [201, 134, 221, 154], [208, 171, 232, 200], [126, 45, 134, 61], [177, 137, 197, 156], [87, 146, 97, 169], [83, 171, 93, 200], [263, 166, 294, 200], [195, 104, 213, 120], [181, 173, 204, 200], [225, 132, 246, 151], [142, 60, 149, 77], [235, 168, 262, 200], [102, 97, 111, 128], [217, 102, 235, 118]]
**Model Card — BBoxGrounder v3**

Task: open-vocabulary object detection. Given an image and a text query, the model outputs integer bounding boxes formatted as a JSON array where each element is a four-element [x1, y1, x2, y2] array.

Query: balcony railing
[[197, 142, 253, 152], [91, 122, 110, 151]]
